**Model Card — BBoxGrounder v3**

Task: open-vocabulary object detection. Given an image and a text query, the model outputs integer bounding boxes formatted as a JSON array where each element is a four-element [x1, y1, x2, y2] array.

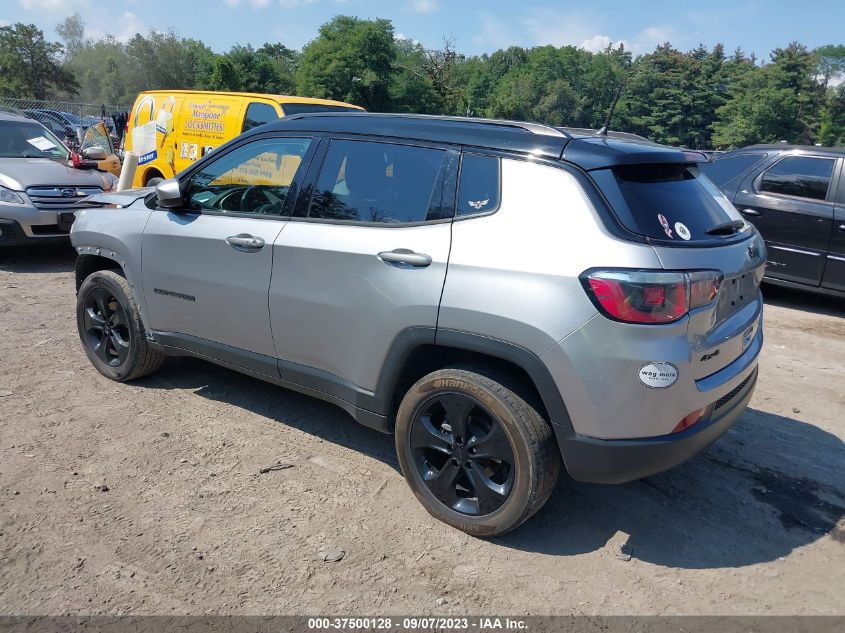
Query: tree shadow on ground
[[139, 357, 845, 570]]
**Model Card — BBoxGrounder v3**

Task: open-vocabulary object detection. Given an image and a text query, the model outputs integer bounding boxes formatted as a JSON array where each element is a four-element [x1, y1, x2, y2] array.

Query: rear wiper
[[705, 219, 745, 236]]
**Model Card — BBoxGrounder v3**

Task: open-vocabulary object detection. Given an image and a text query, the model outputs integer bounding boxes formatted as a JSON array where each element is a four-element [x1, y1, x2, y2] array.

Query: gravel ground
[[1, 245, 844, 616]]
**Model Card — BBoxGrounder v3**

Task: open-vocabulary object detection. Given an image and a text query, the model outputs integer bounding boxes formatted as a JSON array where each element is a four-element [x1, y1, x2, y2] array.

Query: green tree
[[0, 23, 79, 98], [390, 38, 445, 114], [56, 14, 86, 57], [205, 43, 297, 93], [713, 42, 818, 147], [818, 84, 845, 146], [208, 56, 239, 91], [295, 16, 395, 111]]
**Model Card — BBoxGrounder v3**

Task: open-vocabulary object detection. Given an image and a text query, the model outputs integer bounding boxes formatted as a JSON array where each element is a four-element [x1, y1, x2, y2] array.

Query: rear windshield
[[699, 153, 767, 187], [280, 104, 361, 116], [590, 163, 747, 243]]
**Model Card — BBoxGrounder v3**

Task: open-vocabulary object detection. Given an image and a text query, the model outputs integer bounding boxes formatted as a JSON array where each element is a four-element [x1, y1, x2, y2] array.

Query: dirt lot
[[1, 245, 844, 616]]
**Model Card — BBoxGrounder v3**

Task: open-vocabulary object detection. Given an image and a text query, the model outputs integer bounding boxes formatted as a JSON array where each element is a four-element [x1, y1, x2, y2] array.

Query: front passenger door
[[141, 135, 317, 368]]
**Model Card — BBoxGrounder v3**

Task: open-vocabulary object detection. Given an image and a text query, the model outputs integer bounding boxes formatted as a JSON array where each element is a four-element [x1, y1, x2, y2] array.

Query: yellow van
[[124, 90, 363, 187]]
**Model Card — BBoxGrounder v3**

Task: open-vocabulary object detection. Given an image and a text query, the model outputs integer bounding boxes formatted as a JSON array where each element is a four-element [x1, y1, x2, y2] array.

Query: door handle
[[838, 224, 845, 232], [740, 208, 761, 217], [226, 234, 265, 251], [377, 249, 432, 268]]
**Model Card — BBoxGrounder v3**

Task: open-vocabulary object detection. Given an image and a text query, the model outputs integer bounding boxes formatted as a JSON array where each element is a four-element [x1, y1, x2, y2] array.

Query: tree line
[[1, 14, 844, 148]]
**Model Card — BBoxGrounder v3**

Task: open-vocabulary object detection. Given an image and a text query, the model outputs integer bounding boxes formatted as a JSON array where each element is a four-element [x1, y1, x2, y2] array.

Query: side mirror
[[82, 145, 107, 160], [155, 178, 183, 209]]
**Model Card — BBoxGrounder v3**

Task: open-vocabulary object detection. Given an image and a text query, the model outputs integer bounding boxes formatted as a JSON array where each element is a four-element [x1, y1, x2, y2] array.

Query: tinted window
[[759, 156, 835, 201], [281, 104, 361, 116], [184, 137, 312, 216], [242, 102, 279, 133], [590, 163, 744, 243], [457, 154, 500, 216], [700, 153, 767, 187], [309, 140, 447, 223]]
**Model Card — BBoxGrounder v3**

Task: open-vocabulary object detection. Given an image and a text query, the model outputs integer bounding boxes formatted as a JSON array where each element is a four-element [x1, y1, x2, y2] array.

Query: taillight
[[581, 269, 722, 325], [672, 407, 706, 433]]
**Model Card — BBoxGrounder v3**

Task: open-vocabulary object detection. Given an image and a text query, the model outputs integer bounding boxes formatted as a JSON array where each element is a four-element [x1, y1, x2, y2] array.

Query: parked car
[[23, 108, 83, 149], [125, 90, 364, 187], [0, 111, 116, 245], [71, 114, 765, 536], [701, 145, 845, 297]]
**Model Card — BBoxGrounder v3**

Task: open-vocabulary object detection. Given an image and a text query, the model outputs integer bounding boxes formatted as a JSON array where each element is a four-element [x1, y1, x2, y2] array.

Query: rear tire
[[76, 269, 164, 382], [395, 367, 560, 536], [145, 176, 163, 186]]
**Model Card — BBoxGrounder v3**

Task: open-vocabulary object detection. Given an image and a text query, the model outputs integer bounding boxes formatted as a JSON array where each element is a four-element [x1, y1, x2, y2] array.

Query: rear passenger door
[[269, 138, 457, 397], [733, 154, 836, 286], [822, 158, 845, 293]]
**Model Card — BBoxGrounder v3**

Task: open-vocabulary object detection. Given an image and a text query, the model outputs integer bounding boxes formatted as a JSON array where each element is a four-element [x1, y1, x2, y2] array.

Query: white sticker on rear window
[[26, 136, 56, 151], [674, 222, 691, 240]]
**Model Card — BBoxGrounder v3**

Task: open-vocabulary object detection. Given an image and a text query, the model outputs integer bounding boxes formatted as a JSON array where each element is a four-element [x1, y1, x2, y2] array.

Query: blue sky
[[3, 0, 843, 58]]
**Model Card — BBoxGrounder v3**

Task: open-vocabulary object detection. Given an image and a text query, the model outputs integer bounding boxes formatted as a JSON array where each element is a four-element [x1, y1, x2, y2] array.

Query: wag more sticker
[[638, 362, 679, 388]]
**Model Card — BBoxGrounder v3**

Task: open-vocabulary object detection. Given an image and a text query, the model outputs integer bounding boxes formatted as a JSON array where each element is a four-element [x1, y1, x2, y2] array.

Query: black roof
[[263, 112, 569, 159], [256, 112, 707, 170], [732, 144, 845, 156]]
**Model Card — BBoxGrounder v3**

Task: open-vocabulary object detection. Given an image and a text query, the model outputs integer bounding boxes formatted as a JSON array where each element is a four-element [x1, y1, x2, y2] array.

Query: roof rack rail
[[283, 112, 570, 139]]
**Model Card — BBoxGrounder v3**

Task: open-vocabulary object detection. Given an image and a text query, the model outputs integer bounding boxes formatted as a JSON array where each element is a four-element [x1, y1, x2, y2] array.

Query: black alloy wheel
[[81, 286, 131, 367], [409, 393, 515, 516]]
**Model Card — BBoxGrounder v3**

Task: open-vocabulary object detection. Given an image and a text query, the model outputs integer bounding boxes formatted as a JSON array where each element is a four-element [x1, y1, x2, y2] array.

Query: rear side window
[[281, 104, 360, 116], [242, 102, 279, 133], [308, 140, 447, 224], [457, 154, 500, 216], [590, 163, 743, 243], [700, 153, 766, 187], [759, 156, 835, 201]]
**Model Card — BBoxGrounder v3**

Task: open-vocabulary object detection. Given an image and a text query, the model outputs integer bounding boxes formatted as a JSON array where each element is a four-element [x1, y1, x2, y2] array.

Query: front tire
[[76, 269, 164, 382], [395, 367, 560, 536]]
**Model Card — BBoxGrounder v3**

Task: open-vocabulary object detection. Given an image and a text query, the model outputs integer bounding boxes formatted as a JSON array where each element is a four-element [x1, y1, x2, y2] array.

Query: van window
[[281, 104, 360, 116], [759, 156, 835, 201], [457, 154, 500, 216], [308, 140, 446, 223], [184, 137, 312, 216], [242, 102, 279, 133], [590, 163, 745, 243], [700, 153, 767, 187]]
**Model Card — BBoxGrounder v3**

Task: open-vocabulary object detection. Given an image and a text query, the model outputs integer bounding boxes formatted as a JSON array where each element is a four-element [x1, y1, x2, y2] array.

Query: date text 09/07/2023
[[307, 617, 529, 630]]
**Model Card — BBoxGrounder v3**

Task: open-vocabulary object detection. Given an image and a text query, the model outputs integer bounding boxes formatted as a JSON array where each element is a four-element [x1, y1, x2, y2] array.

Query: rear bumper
[[558, 366, 757, 484]]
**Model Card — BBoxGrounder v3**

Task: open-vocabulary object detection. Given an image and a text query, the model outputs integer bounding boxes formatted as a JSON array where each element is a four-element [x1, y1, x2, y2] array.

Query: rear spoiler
[[561, 137, 709, 171]]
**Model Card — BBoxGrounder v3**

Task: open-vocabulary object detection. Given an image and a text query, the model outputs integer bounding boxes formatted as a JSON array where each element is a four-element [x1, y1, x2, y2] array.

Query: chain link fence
[[0, 97, 131, 152]]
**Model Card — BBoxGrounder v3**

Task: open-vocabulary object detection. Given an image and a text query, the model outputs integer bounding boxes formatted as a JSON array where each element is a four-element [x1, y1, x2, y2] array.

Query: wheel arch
[[75, 252, 124, 291], [142, 167, 164, 186], [377, 328, 575, 439]]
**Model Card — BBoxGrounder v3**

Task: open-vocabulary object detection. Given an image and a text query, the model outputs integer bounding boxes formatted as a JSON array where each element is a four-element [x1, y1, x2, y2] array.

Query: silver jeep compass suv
[[71, 113, 765, 536]]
